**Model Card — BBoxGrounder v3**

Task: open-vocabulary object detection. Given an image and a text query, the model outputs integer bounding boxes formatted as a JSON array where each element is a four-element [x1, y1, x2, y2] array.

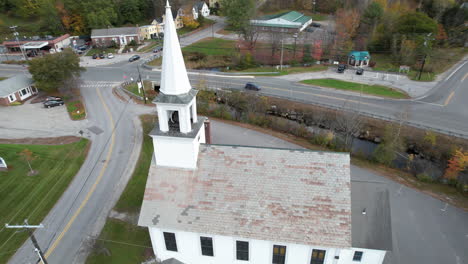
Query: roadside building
[[140, 19, 165, 40], [0, 75, 37, 106], [163, 10, 184, 30], [250, 11, 313, 33], [138, 3, 389, 264], [348, 51, 371, 67], [192, 1, 210, 20], [91, 27, 140, 47], [2, 34, 70, 55]]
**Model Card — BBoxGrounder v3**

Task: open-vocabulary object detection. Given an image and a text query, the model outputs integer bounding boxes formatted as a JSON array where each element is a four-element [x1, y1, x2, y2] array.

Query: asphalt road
[[210, 121, 468, 264], [76, 56, 468, 139]]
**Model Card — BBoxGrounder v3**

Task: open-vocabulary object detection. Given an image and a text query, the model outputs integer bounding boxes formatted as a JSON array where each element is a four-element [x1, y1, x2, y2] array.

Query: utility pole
[[280, 39, 284, 71], [293, 33, 298, 59], [5, 220, 48, 264], [313, 1, 316, 13], [9, 26, 27, 61], [418, 33, 433, 81], [137, 64, 147, 104]]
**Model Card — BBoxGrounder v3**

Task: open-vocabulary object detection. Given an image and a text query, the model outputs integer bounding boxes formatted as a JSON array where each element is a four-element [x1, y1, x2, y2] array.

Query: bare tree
[[334, 101, 363, 151]]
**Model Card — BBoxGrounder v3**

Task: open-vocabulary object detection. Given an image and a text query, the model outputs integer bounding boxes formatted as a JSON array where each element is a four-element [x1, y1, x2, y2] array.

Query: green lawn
[[0, 77, 7, 81], [233, 65, 328, 76], [86, 115, 156, 263], [0, 139, 89, 263], [310, 13, 328, 21], [301, 78, 409, 99], [86, 48, 118, 57], [124, 81, 157, 102], [182, 37, 236, 56]]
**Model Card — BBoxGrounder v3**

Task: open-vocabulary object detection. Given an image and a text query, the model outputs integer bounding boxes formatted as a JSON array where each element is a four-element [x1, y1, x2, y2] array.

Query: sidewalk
[[277, 68, 437, 98]]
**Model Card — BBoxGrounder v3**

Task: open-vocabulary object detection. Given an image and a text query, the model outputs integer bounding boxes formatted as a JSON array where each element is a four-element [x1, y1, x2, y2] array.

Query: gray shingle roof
[[193, 1, 206, 11], [0, 75, 34, 97], [138, 144, 352, 248], [91, 27, 139, 37]]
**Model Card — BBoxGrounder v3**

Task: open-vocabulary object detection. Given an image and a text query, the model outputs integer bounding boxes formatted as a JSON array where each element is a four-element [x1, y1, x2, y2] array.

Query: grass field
[[123, 81, 157, 102], [234, 65, 328, 76], [301, 78, 409, 99], [138, 40, 162, 53], [0, 139, 89, 263], [86, 115, 155, 263], [182, 37, 236, 56]]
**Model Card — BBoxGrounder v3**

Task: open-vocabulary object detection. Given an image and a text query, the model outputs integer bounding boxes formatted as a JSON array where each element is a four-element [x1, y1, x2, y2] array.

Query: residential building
[[0, 75, 37, 106], [348, 51, 371, 67], [192, 1, 210, 20], [250, 11, 313, 33], [2, 34, 70, 54], [140, 19, 165, 40], [91, 27, 140, 47], [163, 10, 184, 30], [138, 2, 389, 264]]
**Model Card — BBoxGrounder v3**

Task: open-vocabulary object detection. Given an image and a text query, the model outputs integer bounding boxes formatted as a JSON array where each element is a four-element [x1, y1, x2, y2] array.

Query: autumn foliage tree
[[334, 8, 361, 59], [444, 149, 468, 180]]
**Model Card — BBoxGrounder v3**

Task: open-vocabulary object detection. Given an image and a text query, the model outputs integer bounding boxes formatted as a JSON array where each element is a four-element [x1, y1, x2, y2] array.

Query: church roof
[[160, 0, 192, 95], [138, 144, 352, 248]]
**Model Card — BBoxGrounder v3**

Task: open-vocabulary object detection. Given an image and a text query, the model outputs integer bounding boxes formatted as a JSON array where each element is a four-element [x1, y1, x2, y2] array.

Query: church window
[[163, 232, 178, 252], [200, 236, 214, 256], [236, 241, 249, 261], [310, 249, 326, 264], [272, 245, 286, 264], [353, 251, 363, 261]]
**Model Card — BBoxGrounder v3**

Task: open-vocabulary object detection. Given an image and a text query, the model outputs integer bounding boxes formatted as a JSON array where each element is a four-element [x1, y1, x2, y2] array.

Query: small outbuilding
[[0, 75, 37, 106], [348, 51, 371, 67], [0, 157, 7, 171]]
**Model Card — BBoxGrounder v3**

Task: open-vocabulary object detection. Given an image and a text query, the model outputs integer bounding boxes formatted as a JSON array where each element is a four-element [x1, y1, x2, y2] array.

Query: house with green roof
[[348, 51, 371, 67], [250, 11, 313, 33]]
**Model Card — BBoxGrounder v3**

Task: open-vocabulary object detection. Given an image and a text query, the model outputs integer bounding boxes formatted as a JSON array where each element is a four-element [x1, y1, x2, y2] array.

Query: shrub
[[417, 173, 433, 183]]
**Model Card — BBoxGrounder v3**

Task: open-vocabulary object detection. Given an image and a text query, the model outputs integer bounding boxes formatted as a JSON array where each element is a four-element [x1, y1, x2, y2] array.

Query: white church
[[138, 2, 389, 264]]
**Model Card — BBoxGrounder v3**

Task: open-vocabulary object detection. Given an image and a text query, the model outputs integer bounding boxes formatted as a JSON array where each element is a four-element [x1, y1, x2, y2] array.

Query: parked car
[[107, 53, 114, 59], [99, 53, 105, 59], [311, 22, 321, 28], [43, 96, 62, 102], [92, 54, 98, 59], [153, 46, 163, 53], [43, 99, 64, 108], [305, 27, 315, 33], [356, 68, 364, 75], [244, 82, 260, 91], [78, 45, 88, 51], [129, 55, 141, 62], [337, 64, 346, 73]]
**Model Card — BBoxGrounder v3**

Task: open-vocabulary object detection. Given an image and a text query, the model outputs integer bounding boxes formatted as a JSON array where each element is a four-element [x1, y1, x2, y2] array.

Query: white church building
[[138, 2, 389, 264]]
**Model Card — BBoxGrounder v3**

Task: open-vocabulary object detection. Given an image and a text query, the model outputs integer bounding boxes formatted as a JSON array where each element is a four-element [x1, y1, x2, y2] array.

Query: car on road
[[107, 53, 114, 59], [337, 64, 346, 73], [43, 99, 64, 108], [244, 82, 260, 91], [129, 55, 140, 62], [356, 68, 364, 75], [153, 46, 163, 53]]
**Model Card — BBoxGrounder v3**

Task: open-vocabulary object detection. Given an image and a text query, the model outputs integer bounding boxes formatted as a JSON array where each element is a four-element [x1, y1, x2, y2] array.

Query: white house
[[138, 2, 389, 264], [192, 1, 210, 20], [0, 75, 37, 106]]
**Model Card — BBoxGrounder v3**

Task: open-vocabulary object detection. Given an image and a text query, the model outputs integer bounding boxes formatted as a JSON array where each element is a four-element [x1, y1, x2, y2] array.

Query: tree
[[397, 12, 438, 36], [334, 8, 361, 59], [302, 45, 313, 64], [182, 15, 200, 29], [221, 0, 257, 48], [444, 149, 468, 180], [19, 149, 35, 174], [38, 0, 64, 35], [197, 13, 205, 26], [28, 49, 84, 92]]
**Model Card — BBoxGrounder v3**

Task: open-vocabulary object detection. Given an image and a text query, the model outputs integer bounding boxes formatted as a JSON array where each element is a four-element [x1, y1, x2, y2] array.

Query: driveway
[[0, 99, 87, 139]]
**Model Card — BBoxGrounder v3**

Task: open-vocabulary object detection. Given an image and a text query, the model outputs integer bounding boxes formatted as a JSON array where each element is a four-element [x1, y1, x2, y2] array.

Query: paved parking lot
[[0, 98, 88, 139]]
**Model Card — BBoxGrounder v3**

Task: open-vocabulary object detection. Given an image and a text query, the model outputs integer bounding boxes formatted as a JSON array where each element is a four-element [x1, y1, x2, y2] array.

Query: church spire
[[160, 0, 192, 95]]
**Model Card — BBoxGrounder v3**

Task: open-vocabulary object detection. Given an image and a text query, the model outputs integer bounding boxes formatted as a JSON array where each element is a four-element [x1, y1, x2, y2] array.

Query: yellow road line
[[43, 86, 116, 259], [444, 91, 455, 106], [462, 73, 468, 82]]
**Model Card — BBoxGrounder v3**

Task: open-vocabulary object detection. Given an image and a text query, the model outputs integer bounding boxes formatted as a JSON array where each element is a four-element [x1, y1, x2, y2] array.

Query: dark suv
[[129, 55, 141, 62], [337, 64, 346, 73], [43, 99, 64, 108], [245, 82, 260, 91]]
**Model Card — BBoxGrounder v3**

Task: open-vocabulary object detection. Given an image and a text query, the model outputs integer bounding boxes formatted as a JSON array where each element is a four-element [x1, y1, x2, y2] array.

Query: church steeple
[[149, 0, 206, 169], [160, 0, 191, 95]]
